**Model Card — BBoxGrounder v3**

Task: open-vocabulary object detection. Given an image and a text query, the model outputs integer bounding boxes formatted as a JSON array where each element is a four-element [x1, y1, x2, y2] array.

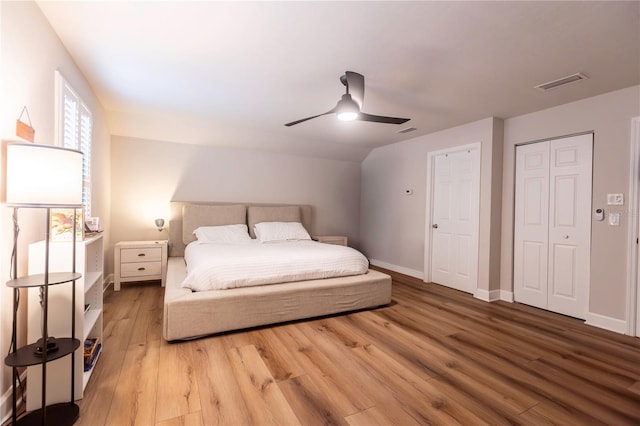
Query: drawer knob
[[138, 267, 146, 271], [138, 253, 146, 257]]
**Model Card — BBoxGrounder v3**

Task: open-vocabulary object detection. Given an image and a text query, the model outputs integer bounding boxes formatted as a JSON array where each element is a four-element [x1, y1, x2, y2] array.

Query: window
[[55, 71, 93, 216]]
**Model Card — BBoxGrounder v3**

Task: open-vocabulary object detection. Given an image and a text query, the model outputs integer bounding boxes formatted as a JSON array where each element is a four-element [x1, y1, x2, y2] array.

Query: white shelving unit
[[27, 235, 104, 409]]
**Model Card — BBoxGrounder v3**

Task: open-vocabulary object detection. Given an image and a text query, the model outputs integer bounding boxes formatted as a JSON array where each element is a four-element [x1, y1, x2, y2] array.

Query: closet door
[[514, 134, 592, 319], [547, 135, 593, 318], [514, 141, 550, 310]]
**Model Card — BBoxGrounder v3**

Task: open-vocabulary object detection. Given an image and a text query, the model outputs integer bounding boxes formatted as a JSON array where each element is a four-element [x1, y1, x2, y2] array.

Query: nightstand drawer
[[121, 247, 162, 263], [120, 261, 162, 278], [313, 235, 348, 246]]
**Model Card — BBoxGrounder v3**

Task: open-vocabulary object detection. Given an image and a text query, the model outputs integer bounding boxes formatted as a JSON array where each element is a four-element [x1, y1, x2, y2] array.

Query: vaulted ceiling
[[37, 1, 640, 161]]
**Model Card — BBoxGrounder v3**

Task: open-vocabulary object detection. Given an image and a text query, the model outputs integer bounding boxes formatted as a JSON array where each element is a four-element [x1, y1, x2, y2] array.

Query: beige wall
[[0, 1, 111, 414], [109, 136, 362, 273], [360, 117, 504, 297], [500, 85, 640, 329], [361, 85, 640, 332]]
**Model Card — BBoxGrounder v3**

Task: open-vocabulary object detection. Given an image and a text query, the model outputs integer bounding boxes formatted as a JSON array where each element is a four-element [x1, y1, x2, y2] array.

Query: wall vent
[[535, 73, 588, 91], [397, 127, 417, 134]]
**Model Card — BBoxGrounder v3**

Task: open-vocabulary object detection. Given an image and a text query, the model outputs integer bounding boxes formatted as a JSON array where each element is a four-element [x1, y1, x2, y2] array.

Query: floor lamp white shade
[[6, 143, 83, 208]]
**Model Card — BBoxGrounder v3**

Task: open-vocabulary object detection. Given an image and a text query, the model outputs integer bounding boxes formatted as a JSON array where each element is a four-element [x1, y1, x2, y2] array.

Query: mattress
[[182, 240, 370, 291], [163, 257, 392, 341]]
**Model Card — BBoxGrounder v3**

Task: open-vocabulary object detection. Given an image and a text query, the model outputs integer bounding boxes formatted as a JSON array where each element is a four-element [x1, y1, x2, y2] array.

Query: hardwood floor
[[75, 269, 640, 425]]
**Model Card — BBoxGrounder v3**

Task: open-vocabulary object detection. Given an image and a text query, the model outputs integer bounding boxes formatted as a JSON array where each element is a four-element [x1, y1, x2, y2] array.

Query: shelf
[[82, 344, 102, 390], [4, 338, 80, 367], [6, 272, 82, 288], [84, 271, 102, 293], [83, 308, 102, 341], [14, 402, 79, 426]]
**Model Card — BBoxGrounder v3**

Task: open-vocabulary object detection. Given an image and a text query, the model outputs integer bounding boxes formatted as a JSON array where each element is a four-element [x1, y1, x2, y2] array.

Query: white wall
[[360, 117, 504, 296], [109, 136, 362, 271], [500, 85, 640, 331], [0, 1, 111, 415]]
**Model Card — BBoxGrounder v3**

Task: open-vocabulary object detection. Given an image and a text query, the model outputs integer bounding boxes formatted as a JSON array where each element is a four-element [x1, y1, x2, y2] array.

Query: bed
[[163, 202, 392, 341]]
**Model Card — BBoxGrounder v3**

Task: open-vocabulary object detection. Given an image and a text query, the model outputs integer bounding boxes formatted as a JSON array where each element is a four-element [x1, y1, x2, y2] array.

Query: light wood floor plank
[[226, 344, 301, 425], [344, 406, 398, 426], [281, 322, 377, 413], [69, 270, 640, 426], [349, 342, 482, 425], [278, 374, 349, 426], [155, 411, 204, 426], [244, 327, 306, 382], [191, 337, 253, 425], [155, 341, 201, 423], [104, 339, 161, 425], [128, 282, 164, 346], [297, 319, 443, 425], [270, 324, 370, 418]]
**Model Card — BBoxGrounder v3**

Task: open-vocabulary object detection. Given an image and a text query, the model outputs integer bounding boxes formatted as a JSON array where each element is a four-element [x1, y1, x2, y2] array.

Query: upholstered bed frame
[[163, 201, 392, 341]]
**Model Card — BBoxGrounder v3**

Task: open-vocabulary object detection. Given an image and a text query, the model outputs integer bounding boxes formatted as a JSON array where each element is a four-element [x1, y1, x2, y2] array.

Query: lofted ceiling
[[37, 1, 640, 162]]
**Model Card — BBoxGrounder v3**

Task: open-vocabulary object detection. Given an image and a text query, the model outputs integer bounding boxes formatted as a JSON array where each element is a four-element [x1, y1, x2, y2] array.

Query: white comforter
[[181, 240, 369, 291]]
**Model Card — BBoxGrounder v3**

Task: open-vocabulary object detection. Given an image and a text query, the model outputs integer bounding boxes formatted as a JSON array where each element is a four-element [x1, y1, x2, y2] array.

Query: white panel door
[[514, 134, 592, 319], [547, 134, 593, 318], [514, 142, 550, 310], [431, 148, 480, 294]]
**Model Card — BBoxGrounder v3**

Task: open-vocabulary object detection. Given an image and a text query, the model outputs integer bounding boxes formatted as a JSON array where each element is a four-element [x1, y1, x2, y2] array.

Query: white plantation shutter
[[56, 71, 93, 216], [80, 104, 92, 216]]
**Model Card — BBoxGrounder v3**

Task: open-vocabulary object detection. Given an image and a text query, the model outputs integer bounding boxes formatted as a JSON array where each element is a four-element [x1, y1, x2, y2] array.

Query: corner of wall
[[488, 118, 505, 292]]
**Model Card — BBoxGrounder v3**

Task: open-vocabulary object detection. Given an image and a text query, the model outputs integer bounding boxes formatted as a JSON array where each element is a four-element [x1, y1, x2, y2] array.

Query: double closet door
[[514, 134, 593, 319]]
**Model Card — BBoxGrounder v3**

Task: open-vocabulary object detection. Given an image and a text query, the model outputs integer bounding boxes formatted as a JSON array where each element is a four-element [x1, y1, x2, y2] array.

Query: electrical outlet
[[609, 212, 620, 226]]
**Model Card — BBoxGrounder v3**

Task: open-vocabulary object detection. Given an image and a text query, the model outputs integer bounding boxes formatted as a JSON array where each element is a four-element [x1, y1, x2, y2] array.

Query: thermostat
[[607, 193, 624, 205]]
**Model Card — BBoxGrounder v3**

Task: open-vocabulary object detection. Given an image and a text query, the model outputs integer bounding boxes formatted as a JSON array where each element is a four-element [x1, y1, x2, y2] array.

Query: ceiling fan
[[284, 71, 410, 127]]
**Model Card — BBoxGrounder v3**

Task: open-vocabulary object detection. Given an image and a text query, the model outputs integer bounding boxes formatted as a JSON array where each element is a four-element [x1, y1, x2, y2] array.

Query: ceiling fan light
[[337, 111, 358, 121], [336, 94, 359, 121]]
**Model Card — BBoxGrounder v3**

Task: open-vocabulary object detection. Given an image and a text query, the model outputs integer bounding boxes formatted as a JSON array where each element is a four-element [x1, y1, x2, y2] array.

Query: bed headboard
[[168, 201, 313, 257]]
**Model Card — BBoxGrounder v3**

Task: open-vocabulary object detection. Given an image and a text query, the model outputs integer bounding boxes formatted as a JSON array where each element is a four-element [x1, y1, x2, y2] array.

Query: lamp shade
[[6, 143, 83, 208]]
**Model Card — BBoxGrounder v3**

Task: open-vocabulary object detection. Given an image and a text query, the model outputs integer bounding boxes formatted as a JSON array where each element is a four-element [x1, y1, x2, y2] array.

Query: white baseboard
[[1, 371, 27, 424], [500, 290, 514, 302], [368, 259, 424, 280], [585, 311, 628, 335], [103, 273, 114, 291], [473, 288, 501, 302]]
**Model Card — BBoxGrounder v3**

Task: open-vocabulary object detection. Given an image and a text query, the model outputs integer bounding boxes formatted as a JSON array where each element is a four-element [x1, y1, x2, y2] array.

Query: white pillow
[[193, 224, 251, 244], [254, 221, 311, 243]]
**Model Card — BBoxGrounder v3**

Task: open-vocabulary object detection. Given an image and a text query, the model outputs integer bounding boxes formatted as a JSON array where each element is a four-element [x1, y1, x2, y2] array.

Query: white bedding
[[181, 240, 369, 291]]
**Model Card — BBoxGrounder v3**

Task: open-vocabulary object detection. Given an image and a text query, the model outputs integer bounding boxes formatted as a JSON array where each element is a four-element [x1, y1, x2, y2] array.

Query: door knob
[[432, 224, 438, 229]]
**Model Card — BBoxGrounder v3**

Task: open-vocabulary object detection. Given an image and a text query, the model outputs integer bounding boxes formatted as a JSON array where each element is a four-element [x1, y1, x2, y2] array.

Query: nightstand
[[114, 240, 168, 291], [313, 235, 348, 246]]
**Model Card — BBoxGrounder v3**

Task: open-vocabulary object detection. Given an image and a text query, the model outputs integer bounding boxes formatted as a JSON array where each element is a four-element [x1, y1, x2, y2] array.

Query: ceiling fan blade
[[358, 112, 410, 125], [284, 109, 335, 127], [345, 71, 364, 109]]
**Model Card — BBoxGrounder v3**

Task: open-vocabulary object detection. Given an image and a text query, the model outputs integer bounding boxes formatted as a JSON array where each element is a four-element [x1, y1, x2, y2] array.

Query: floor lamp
[[4, 142, 84, 425]]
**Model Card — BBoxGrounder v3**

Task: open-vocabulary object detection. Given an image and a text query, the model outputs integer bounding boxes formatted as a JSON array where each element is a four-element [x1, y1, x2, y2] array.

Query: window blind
[[56, 71, 93, 216]]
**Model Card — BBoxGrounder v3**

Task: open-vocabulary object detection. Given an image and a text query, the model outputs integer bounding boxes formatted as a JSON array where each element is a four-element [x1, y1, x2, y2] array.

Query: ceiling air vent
[[397, 127, 417, 134], [535, 73, 588, 91]]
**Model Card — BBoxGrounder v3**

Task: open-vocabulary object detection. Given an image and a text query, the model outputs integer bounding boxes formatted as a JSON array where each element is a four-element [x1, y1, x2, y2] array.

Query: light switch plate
[[607, 193, 624, 205]]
